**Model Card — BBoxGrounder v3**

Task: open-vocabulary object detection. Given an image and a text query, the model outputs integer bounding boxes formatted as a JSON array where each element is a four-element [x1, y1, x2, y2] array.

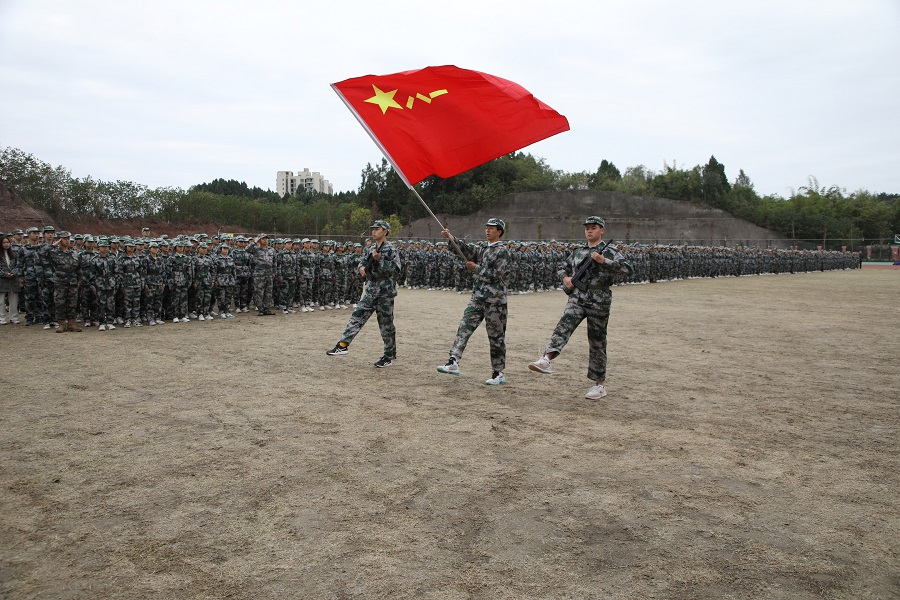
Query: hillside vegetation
[[1, 146, 897, 246]]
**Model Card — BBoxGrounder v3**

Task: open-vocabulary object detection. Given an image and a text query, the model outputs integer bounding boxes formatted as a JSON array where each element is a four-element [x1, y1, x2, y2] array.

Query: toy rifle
[[564, 241, 611, 295]]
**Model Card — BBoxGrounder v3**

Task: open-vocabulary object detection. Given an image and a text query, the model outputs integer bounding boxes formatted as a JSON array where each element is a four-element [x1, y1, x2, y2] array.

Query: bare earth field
[[2, 270, 898, 599]]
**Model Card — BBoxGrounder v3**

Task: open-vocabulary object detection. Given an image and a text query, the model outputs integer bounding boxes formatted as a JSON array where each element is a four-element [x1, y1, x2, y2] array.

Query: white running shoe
[[484, 372, 506, 386], [528, 356, 552, 374], [98, 324, 106, 331], [149, 319, 156, 326], [173, 318, 180, 324], [436, 357, 460, 375], [106, 323, 116, 330], [198, 314, 205, 321], [585, 384, 608, 400]]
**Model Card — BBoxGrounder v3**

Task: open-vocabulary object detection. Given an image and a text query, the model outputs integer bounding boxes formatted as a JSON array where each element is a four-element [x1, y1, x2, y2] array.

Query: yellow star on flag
[[365, 85, 403, 114]]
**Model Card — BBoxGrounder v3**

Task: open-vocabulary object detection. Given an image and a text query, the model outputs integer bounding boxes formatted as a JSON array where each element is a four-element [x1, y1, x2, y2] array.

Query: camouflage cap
[[56, 231, 71, 238], [370, 220, 390, 231], [43, 225, 55, 232], [484, 218, 505, 232], [12, 229, 23, 235], [97, 240, 110, 247], [25, 227, 40, 234], [583, 216, 606, 227]]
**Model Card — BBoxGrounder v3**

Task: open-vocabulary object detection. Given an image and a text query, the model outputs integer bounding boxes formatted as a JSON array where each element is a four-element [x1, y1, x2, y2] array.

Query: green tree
[[701, 155, 731, 208]]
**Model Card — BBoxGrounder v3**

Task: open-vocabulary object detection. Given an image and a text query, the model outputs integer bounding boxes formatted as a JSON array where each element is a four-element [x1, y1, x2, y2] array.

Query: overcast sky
[[2, 0, 898, 198]]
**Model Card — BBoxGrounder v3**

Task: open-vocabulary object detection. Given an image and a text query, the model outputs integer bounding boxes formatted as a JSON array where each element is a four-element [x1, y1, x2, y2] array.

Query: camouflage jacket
[[43, 246, 82, 286], [562, 242, 632, 304], [358, 240, 400, 299], [167, 253, 194, 287], [214, 255, 236, 287], [192, 254, 215, 287], [118, 254, 145, 288], [144, 255, 168, 287], [453, 240, 509, 304], [17, 244, 42, 281]]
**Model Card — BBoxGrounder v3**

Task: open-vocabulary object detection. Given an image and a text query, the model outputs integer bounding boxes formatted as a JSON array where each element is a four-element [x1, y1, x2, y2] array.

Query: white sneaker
[[528, 356, 552, 374], [173, 318, 180, 324], [485, 372, 506, 386], [204, 315, 212, 321], [198, 314, 205, 321], [106, 323, 115, 330], [149, 319, 156, 326], [585, 384, 608, 400], [98, 324, 106, 331], [436, 357, 460, 375], [123, 321, 131, 328]]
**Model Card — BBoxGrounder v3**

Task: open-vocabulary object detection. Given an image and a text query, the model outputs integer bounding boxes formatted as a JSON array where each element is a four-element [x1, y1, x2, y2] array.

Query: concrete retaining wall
[[402, 190, 800, 247]]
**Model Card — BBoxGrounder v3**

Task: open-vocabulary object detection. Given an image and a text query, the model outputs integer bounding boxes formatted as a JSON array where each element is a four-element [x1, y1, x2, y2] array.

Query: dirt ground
[[2, 270, 898, 599]]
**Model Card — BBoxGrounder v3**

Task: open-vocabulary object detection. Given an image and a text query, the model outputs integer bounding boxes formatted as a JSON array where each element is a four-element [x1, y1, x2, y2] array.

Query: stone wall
[[402, 190, 801, 247]]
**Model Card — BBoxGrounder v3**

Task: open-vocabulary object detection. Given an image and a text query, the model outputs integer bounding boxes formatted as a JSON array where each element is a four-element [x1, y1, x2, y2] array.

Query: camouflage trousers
[[276, 278, 294, 310], [170, 284, 190, 319], [545, 293, 612, 382], [145, 283, 165, 320], [253, 272, 274, 311], [216, 285, 234, 313], [123, 285, 142, 321], [42, 280, 56, 322], [96, 287, 115, 325], [236, 277, 251, 310], [450, 299, 507, 372], [340, 292, 396, 359], [53, 282, 78, 320], [298, 275, 314, 306], [22, 279, 40, 323]]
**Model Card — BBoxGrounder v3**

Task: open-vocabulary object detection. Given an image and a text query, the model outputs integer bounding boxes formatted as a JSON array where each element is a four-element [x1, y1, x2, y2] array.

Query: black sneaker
[[326, 344, 349, 356], [374, 356, 393, 368]]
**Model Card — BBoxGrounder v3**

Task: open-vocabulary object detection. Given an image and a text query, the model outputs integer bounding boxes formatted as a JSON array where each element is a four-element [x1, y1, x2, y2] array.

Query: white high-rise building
[[276, 169, 333, 197]]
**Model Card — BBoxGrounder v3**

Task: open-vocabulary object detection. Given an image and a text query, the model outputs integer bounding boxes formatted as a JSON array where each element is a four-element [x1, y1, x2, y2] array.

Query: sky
[[1, 0, 898, 197]]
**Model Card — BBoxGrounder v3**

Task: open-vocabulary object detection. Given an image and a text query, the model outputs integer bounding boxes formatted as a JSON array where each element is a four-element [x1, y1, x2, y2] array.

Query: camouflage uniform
[[118, 251, 145, 323], [246, 238, 276, 314], [447, 236, 510, 373], [18, 239, 43, 325], [231, 240, 252, 311], [543, 236, 631, 382], [43, 242, 82, 323], [192, 248, 215, 317], [143, 250, 168, 322], [338, 235, 401, 359], [214, 251, 236, 314], [275, 243, 296, 312], [92, 247, 118, 326], [167, 248, 194, 320]]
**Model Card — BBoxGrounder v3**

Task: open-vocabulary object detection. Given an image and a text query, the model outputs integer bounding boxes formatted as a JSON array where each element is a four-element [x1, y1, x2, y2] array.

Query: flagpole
[[407, 185, 468, 261], [332, 82, 473, 261]]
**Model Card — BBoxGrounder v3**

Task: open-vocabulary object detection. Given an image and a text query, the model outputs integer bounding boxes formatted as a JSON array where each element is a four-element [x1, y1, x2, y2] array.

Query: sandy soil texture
[[2, 270, 898, 599]]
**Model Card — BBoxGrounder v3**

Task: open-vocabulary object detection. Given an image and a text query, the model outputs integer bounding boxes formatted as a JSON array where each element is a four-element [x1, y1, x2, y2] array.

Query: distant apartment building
[[276, 169, 333, 197]]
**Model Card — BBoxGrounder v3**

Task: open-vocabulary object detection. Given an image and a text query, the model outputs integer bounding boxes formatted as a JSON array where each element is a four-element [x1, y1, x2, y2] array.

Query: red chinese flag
[[332, 65, 570, 186]]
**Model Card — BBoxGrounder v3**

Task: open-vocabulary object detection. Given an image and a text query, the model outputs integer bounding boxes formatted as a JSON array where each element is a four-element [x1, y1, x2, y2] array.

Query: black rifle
[[364, 243, 382, 282], [565, 241, 611, 295]]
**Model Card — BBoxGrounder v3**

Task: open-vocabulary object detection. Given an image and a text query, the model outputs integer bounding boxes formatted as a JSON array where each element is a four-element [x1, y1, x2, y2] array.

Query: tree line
[[1, 145, 897, 246]]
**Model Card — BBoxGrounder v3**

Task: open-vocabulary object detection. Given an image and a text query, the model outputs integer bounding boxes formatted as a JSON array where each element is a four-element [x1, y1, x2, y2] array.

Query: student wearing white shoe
[[528, 217, 632, 400]]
